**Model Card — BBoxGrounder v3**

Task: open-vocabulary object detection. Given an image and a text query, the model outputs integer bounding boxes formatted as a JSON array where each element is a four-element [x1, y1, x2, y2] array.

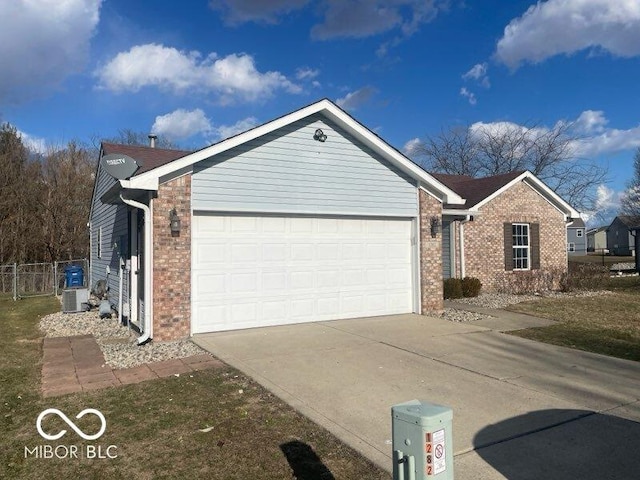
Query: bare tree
[[92, 129, 179, 151], [412, 121, 607, 211], [619, 148, 640, 218]]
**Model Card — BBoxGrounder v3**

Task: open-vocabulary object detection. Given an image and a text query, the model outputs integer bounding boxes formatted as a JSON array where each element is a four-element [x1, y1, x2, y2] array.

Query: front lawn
[[569, 254, 635, 266], [0, 296, 389, 479], [507, 277, 640, 361]]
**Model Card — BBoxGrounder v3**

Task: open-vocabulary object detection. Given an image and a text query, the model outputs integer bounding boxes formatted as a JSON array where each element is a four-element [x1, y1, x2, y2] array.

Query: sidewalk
[[41, 335, 224, 397]]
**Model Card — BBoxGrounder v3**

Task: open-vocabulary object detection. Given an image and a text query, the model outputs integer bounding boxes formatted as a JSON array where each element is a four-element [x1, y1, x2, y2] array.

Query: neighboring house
[[433, 171, 579, 292], [89, 99, 466, 342], [606, 215, 640, 256], [586, 226, 607, 253], [567, 218, 586, 255]]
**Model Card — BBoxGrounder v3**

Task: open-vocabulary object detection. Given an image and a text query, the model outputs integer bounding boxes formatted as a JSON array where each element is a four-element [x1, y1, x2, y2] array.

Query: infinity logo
[[36, 409, 107, 441]]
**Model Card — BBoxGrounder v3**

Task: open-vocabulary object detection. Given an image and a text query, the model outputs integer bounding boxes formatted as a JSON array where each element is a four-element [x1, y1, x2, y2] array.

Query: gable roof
[[101, 142, 192, 175], [434, 170, 579, 219], [569, 218, 585, 228], [117, 98, 465, 205], [432, 171, 524, 210], [615, 215, 640, 229]]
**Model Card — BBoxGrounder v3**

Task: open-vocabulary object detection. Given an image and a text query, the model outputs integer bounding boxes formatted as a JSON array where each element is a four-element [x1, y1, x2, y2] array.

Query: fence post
[[54, 261, 58, 296], [13, 263, 17, 301]]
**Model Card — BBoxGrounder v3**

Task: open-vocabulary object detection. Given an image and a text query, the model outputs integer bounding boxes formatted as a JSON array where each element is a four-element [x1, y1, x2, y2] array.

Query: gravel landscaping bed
[[39, 310, 207, 369], [441, 290, 613, 322]]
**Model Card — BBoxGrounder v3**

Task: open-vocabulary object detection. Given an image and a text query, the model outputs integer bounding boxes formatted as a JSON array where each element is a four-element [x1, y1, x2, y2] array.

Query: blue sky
[[2, 0, 640, 223]]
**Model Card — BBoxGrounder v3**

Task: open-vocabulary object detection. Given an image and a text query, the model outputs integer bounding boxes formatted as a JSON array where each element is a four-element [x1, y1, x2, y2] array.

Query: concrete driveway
[[194, 314, 640, 479]]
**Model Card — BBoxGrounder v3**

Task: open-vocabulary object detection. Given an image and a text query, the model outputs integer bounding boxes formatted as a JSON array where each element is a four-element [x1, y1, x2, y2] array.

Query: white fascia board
[[120, 177, 158, 191], [123, 98, 465, 204], [471, 171, 579, 218], [442, 208, 480, 216]]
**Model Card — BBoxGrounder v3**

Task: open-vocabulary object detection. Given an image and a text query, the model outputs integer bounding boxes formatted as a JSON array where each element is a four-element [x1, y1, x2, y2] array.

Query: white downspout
[[459, 215, 471, 278], [118, 257, 124, 325], [120, 193, 153, 345]]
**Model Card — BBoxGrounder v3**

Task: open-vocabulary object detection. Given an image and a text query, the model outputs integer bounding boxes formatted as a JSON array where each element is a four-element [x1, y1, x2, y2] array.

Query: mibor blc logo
[[25, 408, 117, 460]]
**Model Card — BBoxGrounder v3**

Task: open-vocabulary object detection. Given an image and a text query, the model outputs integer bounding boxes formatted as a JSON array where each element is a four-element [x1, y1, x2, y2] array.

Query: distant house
[[567, 218, 586, 255], [606, 215, 640, 256], [434, 171, 579, 292], [586, 226, 607, 253]]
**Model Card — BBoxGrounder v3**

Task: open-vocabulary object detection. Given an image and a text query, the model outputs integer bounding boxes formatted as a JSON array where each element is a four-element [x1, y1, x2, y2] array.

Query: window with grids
[[576, 229, 583, 237], [512, 223, 530, 270]]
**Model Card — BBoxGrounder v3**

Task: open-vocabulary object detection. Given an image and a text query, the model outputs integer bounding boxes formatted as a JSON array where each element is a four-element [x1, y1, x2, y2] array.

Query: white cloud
[[574, 110, 609, 135], [462, 62, 490, 88], [460, 87, 477, 106], [17, 129, 47, 155], [336, 86, 377, 110], [594, 184, 620, 211], [472, 111, 640, 159], [151, 109, 259, 143], [96, 44, 301, 103], [213, 117, 258, 140], [209, 0, 310, 25], [152, 109, 213, 141], [0, 0, 102, 104], [496, 0, 640, 69], [402, 137, 421, 156], [295, 67, 320, 80]]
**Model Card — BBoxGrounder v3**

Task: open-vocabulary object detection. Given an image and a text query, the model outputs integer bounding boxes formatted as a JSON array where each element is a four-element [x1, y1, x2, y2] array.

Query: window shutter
[[504, 223, 513, 271], [530, 223, 540, 270]]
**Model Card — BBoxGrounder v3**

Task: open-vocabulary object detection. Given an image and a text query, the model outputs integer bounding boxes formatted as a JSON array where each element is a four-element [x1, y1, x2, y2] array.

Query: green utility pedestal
[[392, 400, 454, 480]]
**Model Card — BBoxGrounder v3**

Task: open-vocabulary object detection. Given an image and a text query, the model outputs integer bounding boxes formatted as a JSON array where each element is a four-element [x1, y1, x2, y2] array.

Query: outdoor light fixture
[[169, 208, 181, 234], [313, 128, 327, 142], [430, 216, 441, 238]]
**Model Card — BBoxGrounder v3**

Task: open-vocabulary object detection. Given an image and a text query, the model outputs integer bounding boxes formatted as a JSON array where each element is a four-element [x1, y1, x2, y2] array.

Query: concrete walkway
[[194, 313, 640, 480], [41, 335, 224, 397]]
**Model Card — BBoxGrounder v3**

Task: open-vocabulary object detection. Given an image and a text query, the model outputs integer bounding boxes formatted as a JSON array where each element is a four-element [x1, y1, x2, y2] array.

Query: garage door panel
[[192, 215, 414, 333]]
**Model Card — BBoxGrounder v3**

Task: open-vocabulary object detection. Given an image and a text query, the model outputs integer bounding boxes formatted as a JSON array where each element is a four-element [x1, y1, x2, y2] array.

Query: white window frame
[[568, 242, 575, 252], [97, 227, 102, 259], [576, 229, 583, 237], [512, 223, 530, 270]]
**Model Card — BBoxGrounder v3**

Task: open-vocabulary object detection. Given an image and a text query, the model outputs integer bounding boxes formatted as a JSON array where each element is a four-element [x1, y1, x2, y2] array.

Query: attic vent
[[148, 134, 157, 148]]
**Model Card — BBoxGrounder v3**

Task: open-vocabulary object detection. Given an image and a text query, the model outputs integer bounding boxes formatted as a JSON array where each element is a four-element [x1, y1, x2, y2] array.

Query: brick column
[[152, 174, 191, 341], [419, 189, 444, 312]]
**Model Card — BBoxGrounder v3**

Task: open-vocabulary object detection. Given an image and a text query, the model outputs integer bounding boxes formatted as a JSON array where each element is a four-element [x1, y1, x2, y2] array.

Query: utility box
[[392, 400, 454, 480]]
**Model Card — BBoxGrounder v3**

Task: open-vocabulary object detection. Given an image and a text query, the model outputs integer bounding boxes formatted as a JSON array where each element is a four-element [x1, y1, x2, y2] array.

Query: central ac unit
[[62, 288, 89, 313]]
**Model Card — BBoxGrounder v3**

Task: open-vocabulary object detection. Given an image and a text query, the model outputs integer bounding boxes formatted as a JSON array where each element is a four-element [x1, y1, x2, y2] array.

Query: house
[[89, 99, 467, 342], [586, 226, 607, 253], [567, 218, 586, 255], [433, 171, 579, 292], [606, 215, 640, 256]]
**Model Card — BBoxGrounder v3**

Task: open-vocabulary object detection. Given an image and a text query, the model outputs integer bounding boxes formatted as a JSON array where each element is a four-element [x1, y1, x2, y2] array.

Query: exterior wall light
[[169, 208, 181, 234], [430, 216, 441, 238], [313, 128, 327, 142]]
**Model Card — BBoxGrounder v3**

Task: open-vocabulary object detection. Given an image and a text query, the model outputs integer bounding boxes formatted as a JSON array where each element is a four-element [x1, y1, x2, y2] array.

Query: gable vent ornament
[[313, 128, 327, 142]]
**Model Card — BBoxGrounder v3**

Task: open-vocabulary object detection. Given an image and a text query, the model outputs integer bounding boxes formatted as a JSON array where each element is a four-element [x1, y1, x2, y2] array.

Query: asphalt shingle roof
[[431, 170, 525, 209], [101, 142, 192, 176]]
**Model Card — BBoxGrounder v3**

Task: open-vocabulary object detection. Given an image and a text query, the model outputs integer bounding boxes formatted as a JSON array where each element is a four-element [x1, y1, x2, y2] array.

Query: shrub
[[494, 268, 565, 294], [560, 263, 609, 292], [443, 278, 463, 299], [461, 277, 482, 297]]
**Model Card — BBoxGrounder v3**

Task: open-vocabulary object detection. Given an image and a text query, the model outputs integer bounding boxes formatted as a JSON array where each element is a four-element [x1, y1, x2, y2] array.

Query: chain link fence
[[0, 259, 88, 299]]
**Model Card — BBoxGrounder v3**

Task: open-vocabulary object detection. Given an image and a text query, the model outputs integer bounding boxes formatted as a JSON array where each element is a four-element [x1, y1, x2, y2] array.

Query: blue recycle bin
[[65, 265, 84, 288]]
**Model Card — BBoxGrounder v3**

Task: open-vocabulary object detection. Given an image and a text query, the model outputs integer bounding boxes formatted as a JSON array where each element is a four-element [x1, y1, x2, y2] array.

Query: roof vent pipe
[[148, 134, 157, 148]]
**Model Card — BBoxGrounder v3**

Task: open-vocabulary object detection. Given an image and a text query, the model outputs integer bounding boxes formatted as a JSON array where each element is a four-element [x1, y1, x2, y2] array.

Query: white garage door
[[192, 214, 414, 333]]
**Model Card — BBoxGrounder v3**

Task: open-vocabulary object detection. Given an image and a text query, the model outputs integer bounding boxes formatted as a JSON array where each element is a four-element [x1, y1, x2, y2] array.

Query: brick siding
[[461, 181, 567, 291], [419, 189, 444, 312], [152, 174, 192, 341]]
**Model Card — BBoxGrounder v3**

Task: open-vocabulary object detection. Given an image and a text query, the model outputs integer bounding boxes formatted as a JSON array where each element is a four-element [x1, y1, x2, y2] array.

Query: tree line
[[0, 124, 173, 265]]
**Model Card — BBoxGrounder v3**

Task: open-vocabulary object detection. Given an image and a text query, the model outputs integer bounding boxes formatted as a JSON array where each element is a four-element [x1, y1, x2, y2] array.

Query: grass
[[507, 276, 640, 362], [0, 296, 389, 479]]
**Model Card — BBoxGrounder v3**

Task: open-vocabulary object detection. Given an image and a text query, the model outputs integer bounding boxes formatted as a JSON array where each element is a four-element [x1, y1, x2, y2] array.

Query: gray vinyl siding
[[606, 218, 634, 256], [192, 114, 418, 217], [89, 165, 129, 312], [442, 219, 452, 278], [567, 227, 586, 255]]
